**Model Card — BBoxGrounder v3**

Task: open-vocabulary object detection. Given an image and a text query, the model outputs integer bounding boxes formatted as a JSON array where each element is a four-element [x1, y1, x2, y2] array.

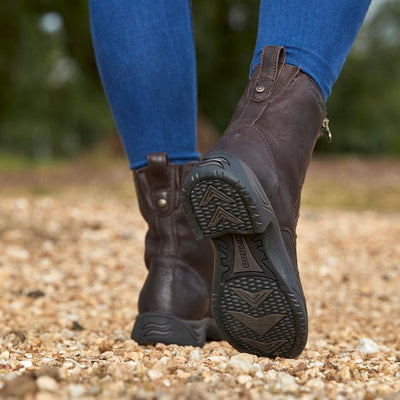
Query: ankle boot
[[182, 46, 328, 358], [131, 152, 221, 346]]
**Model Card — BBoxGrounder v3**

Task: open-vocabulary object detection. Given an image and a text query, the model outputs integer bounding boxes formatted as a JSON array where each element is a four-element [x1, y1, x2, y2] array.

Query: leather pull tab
[[146, 152, 176, 214], [250, 46, 286, 102], [146, 152, 169, 191]]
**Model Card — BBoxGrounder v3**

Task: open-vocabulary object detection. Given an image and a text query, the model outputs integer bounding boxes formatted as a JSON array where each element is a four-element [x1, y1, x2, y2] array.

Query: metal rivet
[[255, 85, 265, 93], [158, 198, 167, 208]]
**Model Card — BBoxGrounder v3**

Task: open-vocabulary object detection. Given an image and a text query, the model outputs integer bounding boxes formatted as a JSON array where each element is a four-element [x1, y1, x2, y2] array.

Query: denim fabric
[[90, 1, 370, 169], [252, 0, 371, 99], [90, 0, 198, 169]]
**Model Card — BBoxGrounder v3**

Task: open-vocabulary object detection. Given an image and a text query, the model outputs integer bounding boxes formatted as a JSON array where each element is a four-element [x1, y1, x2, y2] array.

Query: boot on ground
[[182, 46, 328, 358]]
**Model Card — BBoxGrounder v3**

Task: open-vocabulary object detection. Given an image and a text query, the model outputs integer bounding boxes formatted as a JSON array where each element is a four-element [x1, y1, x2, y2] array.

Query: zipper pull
[[321, 117, 333, 143]]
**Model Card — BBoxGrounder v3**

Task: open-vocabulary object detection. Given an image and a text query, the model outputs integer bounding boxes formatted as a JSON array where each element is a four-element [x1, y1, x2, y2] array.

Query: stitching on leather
[[234, 102, 248, 123], [171, 212, 177, 255], [270, 74, 290, 100], [138, 171, 156, 212], [251, 90, 272, 125], [270, 66, 299, 100], [251, 47, 282, 102], [226, 120, 276, 178], [251, 124, 279, 200], [255, 77, 275, 83], [231, 85, 269, 126], [256, 51, 265, 82], [237, 84, 253, 121], [303, 75, 326, 112], [270, 47, 281, 83], [272, 47, 286, 84], [270, 73, 301, 104]]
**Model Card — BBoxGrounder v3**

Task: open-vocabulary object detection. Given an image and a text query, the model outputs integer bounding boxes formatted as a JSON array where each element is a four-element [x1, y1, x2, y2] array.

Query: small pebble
[[148, 369, 163, 381], [36, 376, 59, 392], [356, 338, 380, 354], [4, 331, 26, 346], [27, 290, 45, 299], [98, 339, 114, 353], [338, 366, 351, 382], [20, 359, 33, 368], [70, 321, 85, 331], [36, 392, 58, 400], [227, 355, 254, 375], [68, 384, 85, 398], [277, 372, 298, 392], [189, 348, 200, 361], [237, 375, 252, 385]]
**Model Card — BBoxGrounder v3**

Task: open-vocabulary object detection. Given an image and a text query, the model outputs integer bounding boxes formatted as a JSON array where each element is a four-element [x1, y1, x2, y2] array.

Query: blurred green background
[[0, 0, 399, 163]]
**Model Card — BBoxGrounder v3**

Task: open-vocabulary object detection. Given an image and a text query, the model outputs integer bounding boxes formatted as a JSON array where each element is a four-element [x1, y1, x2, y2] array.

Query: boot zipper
[[321, 117, 333, 143]]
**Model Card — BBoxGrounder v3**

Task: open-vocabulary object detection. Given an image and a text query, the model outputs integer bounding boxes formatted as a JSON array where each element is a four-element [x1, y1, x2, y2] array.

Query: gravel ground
[[0, 162, 399, 400]]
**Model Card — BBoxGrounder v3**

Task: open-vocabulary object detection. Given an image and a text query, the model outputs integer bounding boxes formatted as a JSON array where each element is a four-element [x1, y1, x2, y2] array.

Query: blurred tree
[[193, 0, 259, 131], [193, 0, 400, 155], [320, 0, 400, 154], [0, 0, 398, 159], [0, 0, 113, 159]]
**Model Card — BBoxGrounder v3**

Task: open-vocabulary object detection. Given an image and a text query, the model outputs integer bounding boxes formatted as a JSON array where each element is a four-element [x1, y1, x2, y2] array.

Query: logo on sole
[[232, 234, 263, 273]]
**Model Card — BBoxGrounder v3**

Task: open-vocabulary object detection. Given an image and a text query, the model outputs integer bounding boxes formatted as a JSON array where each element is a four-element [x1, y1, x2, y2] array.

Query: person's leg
[[183, 3, 371, 358], [90, 1, 221, 346], [89, 0, 199, 169], [251, 0, 371, 99]]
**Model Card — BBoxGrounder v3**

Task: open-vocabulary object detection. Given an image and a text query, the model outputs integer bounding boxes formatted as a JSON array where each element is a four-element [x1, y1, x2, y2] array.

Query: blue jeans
[[90, 0, 371, 169]]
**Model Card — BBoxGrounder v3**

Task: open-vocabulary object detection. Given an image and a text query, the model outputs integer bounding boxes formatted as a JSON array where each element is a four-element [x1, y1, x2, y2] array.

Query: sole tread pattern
[[189, 180, 253, 237], [216, 273, 295, 356]]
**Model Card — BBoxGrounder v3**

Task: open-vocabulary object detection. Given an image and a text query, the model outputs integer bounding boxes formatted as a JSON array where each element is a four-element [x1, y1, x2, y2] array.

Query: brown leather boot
[[182, 46, 329, 358], [131, 152, 221, 346]]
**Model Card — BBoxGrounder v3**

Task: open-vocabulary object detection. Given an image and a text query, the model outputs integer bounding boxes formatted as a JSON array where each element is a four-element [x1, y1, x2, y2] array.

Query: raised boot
[[131, 152, 221, 346], [182, 46, 328, 358]]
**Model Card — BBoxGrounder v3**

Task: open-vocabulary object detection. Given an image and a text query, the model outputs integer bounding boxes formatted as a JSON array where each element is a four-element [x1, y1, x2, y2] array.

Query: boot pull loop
[[250, 46, 286, 103], [146, 152, 174, 213], [147, 153, 169, 188]]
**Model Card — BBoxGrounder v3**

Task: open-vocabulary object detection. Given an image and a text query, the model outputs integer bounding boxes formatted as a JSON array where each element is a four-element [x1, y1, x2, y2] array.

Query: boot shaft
[[134, 153, 190, 262], [214, 46, 326, 230], [133, 153, 214, 294]]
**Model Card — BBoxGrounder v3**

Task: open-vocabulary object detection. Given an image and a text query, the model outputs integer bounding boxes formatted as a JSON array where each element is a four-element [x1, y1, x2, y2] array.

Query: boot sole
[[131, 313, 222, 347], [182, 153, 308, 358]]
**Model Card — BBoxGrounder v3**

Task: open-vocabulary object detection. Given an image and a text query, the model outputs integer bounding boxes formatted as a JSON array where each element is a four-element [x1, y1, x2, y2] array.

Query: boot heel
[[182, 153, 273, 239], [131, 313, 212, 347]]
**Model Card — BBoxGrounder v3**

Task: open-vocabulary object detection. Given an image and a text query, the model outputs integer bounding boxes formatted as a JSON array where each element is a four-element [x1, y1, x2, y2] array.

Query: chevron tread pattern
[[188, 180, 255, 237], [215, 274, 294, 357]]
